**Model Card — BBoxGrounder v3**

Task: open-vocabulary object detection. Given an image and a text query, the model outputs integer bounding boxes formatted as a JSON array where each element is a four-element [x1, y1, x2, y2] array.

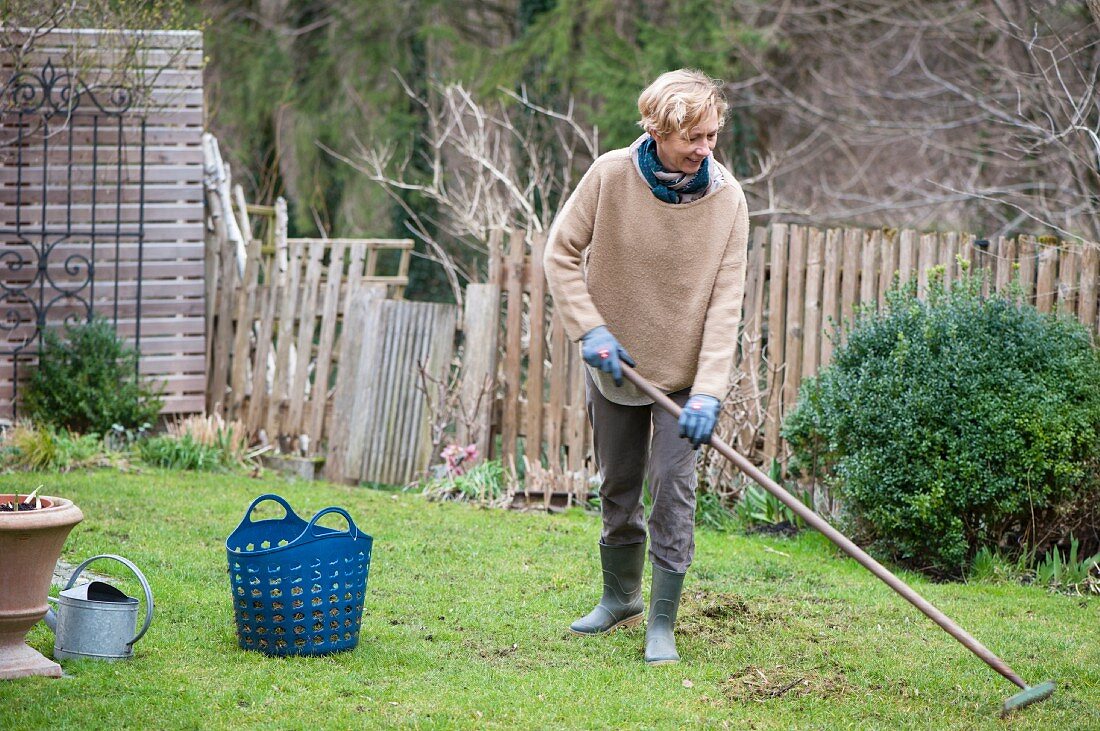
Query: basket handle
[[306, 506, 360, 541], [240, 494, 301, 525]]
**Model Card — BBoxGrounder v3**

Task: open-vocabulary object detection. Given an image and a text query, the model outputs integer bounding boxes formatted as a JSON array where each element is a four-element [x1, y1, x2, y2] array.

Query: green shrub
[[783, 269, 1100, 577], [23, 317, 164, 435]]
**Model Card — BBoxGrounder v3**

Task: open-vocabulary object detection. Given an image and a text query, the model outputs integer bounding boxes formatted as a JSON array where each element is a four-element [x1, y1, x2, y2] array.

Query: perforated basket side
[[229, 534, 372, 656]]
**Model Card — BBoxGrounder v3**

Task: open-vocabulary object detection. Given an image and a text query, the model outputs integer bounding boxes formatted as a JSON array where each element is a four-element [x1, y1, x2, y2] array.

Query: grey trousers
[[585, 370, 698, 573]]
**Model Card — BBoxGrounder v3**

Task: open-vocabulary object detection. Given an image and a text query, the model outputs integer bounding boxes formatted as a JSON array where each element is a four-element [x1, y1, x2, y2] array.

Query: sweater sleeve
[[692, 189, 750, 399], [543, 162, 607, 341]]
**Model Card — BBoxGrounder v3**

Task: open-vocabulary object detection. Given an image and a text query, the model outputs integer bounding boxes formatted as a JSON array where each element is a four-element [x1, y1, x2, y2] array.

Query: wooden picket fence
[[474, 225, 1100, 496], [467, 229, 595, 504], [201, 218, 1098, 490], [750, 225, 1100, 465], [205, 193, 413, 453]]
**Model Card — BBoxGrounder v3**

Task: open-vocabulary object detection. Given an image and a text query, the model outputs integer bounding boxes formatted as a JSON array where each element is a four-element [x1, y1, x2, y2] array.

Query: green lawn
[[1, 469, 1097, 730]]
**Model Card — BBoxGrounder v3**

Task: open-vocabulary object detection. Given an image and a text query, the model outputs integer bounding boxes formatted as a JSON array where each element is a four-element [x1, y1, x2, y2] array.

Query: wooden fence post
[[861, 229, 880, 306], [324, 286, 385, 483], [209, 211, 238, 416], [782, 227, 807, 441], [878, 228, 898, 306], [547, 313, 569, 475], [763, 224, 788, 463], [1036, 242, 1058, 313], [839, 228, 862, 347], [267, 237, 303, 442], [1057, 244, 1079, 316], [306, 240, 348, 453], [566, 345, 588, 483], [1017, 235, 1037, 305], [801, 227, 823, 380], [939, 231, 958, 292], [822, 228, 843, 366], [1079, 245, 1098, 332], [460, 283, 501, 462], [898, 229, 916, 286], [995, 236, 1017, 294], [916, 233, 936, 297], [287, 241, 325, 438], [734, 227, 768, 453], [525, 233, 547, 473], [226, 188, 258, 422], [228, 234, 261, 421], [500, 229, 526, 474], [246, 198, 287, 435]]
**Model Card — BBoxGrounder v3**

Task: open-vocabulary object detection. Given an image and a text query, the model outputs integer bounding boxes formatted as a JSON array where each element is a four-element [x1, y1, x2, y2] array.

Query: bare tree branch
[[729, 0, 1100, 241], [324, 77, 598, 291]]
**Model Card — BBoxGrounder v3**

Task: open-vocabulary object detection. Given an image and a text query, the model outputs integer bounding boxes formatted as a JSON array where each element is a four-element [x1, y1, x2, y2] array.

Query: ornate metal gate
[[0, 58, 147, 418]]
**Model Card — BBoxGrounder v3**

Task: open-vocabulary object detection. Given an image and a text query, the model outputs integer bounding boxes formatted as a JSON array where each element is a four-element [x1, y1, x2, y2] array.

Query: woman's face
[[652, 109, 720, 175]]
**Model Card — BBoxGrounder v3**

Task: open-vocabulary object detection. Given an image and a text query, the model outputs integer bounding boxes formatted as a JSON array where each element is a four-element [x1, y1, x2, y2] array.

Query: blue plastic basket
[[225, 494, 372, 656]]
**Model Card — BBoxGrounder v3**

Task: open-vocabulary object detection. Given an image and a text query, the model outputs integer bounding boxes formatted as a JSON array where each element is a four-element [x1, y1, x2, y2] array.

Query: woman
[[544, 69, 749, 666]]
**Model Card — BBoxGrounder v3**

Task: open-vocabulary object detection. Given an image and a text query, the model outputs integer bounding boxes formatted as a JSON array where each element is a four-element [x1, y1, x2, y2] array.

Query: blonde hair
[[637, 69, 728, 140]]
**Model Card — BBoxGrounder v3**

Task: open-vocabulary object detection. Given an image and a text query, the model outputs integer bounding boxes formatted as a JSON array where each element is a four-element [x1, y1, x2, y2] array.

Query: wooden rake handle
[[620, 363, 1029, 691]]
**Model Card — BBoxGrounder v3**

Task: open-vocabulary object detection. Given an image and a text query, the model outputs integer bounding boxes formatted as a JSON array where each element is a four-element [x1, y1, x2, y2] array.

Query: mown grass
[[0, 469, 1097, 730]]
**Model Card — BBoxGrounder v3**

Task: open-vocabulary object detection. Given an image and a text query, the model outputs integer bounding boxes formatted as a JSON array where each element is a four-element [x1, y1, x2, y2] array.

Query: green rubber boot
[[568, 542, 646, 635], [645, 565, 685, 666]]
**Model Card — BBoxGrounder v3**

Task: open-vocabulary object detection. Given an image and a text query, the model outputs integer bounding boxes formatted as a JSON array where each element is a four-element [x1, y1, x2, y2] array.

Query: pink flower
[[441, 443, 479, 477]]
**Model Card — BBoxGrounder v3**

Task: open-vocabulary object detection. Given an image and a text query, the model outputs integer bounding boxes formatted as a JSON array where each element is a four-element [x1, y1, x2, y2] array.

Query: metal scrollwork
[[1, 55, 147, 417], [1, 58, 134, 118]]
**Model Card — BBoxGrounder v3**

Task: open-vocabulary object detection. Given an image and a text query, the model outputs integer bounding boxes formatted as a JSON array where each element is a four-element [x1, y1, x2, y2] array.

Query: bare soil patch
[[678, 591, 780, 644], [721, 664, 854, 702]]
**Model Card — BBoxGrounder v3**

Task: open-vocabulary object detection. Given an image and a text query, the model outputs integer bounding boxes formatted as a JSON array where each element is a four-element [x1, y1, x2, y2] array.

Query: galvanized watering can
[[43, 554, 154, 662]]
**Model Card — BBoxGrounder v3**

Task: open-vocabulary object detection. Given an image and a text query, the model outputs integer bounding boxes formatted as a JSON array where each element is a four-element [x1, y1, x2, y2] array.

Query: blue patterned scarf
[[638, 135, 710, 204]]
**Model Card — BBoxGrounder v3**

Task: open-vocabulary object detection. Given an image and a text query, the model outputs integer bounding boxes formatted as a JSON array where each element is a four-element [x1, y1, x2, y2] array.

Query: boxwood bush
[[23, 317, 164, 435], [783, 267, 1100, 577]]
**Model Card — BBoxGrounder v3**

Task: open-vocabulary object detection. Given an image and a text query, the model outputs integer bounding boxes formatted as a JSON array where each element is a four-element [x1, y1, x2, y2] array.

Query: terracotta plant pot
[[0, 494, 83, 680]]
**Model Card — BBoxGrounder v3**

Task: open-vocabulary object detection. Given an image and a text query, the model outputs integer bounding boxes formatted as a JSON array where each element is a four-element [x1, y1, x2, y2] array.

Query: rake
[[621, 364, 1056, 716]]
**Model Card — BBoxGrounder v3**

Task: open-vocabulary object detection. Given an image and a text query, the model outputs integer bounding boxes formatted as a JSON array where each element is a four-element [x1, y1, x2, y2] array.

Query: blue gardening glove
[[581, 325, 635, 387], [679, 394, 720, 448]]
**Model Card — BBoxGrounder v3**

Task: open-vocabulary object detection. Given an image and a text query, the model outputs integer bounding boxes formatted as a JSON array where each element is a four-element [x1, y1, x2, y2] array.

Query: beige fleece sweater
[[544, 147, 749, 404]]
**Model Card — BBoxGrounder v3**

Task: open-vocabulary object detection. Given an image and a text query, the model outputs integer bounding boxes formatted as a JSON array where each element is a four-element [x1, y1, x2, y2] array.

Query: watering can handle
[[65, 553, 155, 647], [306, 506, 359, 541]]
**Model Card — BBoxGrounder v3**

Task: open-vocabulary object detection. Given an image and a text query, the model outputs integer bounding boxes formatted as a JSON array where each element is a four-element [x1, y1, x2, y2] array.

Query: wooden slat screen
[[0, 29, 205, 419]]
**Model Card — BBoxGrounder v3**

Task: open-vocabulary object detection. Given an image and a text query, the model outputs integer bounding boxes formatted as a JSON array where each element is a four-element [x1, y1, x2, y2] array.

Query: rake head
[[1001, 681, 1056, 716]]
